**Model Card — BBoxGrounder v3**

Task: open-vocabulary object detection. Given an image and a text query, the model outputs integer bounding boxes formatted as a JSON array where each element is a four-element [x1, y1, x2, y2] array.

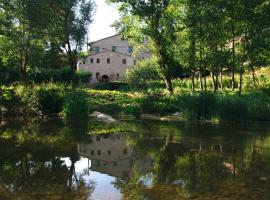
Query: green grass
[[2, 75, 270, 123]]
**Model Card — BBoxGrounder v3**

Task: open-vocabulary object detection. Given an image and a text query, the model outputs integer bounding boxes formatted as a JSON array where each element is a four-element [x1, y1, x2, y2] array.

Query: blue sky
[[89, 0, 120, 42]]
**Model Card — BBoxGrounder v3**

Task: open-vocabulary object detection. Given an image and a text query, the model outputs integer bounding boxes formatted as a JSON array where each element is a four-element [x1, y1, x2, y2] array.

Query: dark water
[[1, 118, 270, 200]]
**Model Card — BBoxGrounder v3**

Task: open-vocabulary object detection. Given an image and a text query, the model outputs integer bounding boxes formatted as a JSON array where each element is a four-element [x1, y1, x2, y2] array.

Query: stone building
[[77, 34, 150, 83]]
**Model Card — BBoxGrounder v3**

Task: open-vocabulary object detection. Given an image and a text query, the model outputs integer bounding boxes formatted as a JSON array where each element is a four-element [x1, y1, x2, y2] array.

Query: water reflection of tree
[[0, 119, 93, 200], [119, 130, 270, 200]]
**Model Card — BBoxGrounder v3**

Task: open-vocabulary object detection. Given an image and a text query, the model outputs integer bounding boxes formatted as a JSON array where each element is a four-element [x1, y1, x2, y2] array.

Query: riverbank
[[1, 83, 270, 122]]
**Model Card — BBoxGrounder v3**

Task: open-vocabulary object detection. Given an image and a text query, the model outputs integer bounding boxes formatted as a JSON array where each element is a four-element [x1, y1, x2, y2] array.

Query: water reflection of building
[[78, 134, 152, 178]]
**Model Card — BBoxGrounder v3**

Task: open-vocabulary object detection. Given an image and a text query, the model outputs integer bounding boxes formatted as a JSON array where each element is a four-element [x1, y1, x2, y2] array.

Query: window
[[96, 73, 100, 78], [97, 58, 100, 63], [108, 150, 111, 155], [91, 150, 94, 155], [122, 59, 127, 64], [128, 46, 133, 53], [117, 73, 119, 78], [97, 150, 101, 155], [90, 58, 94, 63], [95, 46, 100, 53], [122, 171, 129, 178], [123, 149, 128, 155], [107, 58, 110, 64], [112, 46, 116, 52]]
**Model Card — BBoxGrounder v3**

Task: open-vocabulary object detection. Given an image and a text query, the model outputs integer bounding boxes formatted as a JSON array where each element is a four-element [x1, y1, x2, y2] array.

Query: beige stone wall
[[78, 51, 134, 83], [90, 34, 131, 55], [77, 34, 151, 83]]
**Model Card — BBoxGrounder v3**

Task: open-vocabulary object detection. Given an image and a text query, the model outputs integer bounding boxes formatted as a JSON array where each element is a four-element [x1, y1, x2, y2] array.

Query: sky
[[88, 0, 120, 42]]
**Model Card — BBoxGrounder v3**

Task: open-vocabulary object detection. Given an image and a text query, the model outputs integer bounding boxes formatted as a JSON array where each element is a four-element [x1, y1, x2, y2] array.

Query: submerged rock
[[140, 114, 162, 121], [0, 106, 8, 113], [90, 111, 117, 123], [140, 113, 184, 121], [259, 177, 268, 181]]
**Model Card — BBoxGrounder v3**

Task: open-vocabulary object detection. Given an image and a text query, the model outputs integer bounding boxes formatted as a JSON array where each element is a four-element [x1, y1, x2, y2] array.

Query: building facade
[[77, 34, 150, 83]]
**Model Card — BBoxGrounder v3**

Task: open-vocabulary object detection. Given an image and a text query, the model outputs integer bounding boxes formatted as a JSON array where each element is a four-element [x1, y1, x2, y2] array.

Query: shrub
[[217, 95, 249, 121], [21, 84, 65, 115], [0, 86, 21, 112], [27, 67, 74, 83], [0, 67, 20, 84], [76, 71, 91, 83], [122, 104, 141, 116], [63, 90, 90, 120], [180, 93, 217, 120], [245, 93, 270, 121], [125, 58, 161, 90]]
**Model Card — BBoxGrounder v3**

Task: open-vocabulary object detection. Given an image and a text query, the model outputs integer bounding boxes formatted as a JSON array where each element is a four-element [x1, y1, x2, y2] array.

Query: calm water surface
[[1, 118, 270, 200]]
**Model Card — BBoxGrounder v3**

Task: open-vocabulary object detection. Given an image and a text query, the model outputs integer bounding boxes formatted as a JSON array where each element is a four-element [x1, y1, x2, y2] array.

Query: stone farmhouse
[[77, 34, 150, 83]]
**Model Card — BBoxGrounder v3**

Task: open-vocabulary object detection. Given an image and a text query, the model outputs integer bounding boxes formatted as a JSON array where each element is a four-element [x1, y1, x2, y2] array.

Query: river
[[0, 118, 270, 200]]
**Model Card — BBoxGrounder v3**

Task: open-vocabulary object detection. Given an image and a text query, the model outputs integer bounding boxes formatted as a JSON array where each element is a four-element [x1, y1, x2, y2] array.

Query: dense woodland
[[0, 0, 270, 121], [109, 0, 270, 94], [0, 0, 94, 84], [1, 0, 270, 93]]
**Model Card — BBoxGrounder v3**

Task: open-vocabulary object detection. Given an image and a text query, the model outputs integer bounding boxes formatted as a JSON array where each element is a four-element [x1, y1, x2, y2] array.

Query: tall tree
[[47, 0, 94, 85], [109, 0, 184, 94]]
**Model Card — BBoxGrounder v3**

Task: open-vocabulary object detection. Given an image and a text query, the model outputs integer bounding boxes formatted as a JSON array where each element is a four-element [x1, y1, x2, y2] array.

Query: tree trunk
[[250, 65, 256, 87], [164, 76, 174, 95], [19, 52, 27, 83], [204, 75, 207, 92], [211, 71, 217, 92], [199, 40, 203, 91], [191, 74, 195, 93], [239, 66, 244, 94], [220, 68, 223, 91], [231, 5, 236, 91], [215, 71, 219, 92]]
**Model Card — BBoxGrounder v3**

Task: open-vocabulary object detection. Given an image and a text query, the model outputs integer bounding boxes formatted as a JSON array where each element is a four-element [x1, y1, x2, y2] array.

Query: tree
[[46, 0, 94, 85], [0, 0, 48, 81], [0, 0, 94, 84], [109, 0, 184, 94]]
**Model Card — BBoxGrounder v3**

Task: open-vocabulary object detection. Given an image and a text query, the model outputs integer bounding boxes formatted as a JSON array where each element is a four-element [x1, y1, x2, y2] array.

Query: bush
[[180, 93, 217, 120], [76, 71, 91, 83], [63, 90, 90, 120], [27, 67, 74, 83], [89, 82, 129, 91], [0, 86, 21, 112], [217, 95, 249, 121], [125, 58, 161, 90], [0, 67, 20, 84], [18, 84, 65, 115], [245, 93, 270, 121]]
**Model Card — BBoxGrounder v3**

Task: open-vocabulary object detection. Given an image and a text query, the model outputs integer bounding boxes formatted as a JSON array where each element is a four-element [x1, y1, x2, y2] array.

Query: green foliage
[[76, 71, 92, 83], [0, 67, 20, 84], [217, 95, 249, 121], [0, 86, 21, 112], [180, 93, 218, 120], [63, 90, 90, 120], [27, 67, 74, 83], [18, 84, 66, 115], [125, 58, 161, 90], [178, 93, 270, 122]]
